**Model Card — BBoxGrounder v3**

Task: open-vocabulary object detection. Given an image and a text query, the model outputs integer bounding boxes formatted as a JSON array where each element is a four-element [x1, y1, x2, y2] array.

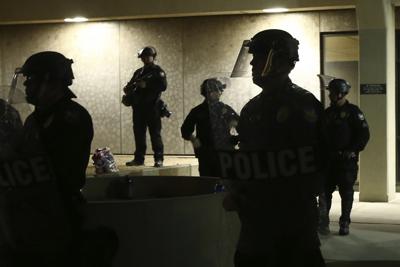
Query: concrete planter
[[82, 176, 240, 267]]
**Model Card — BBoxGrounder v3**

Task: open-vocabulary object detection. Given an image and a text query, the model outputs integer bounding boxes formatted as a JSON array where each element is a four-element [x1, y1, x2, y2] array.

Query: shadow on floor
[[326, 261, 400, 267]]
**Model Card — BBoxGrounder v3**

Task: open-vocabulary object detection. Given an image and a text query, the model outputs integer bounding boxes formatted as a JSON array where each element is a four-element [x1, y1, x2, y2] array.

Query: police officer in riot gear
[[4, 51, 94, 266], [181, 78, 239, 177], [0, 99, 23, 159], [222, 29, 325, 267], [21, 51, 94, 201], [122, 46, 167, 167], [318, 78, 370, 236]]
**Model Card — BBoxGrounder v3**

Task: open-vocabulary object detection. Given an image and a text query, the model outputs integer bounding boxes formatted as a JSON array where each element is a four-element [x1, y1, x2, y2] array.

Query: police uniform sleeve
[[236, 101, 253, 148], [126, 69, 141, 87], [303, 95, 328, 194], [181, 109, 197, 141], [146, 66, 167, 92], [349, 106, 370, 152], [58, 106, 94, 193]]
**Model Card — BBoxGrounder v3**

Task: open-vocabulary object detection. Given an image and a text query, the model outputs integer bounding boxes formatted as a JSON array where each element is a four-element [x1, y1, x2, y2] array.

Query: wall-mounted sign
[[360, 84, 386, 95]]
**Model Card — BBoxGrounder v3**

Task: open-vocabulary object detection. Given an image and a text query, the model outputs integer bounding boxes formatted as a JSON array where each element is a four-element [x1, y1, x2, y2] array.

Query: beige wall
[[0, 10, 358, 155]]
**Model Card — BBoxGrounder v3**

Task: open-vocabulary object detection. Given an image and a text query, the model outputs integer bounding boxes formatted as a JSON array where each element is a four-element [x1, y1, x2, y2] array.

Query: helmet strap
[[261, 48, 275, 77]]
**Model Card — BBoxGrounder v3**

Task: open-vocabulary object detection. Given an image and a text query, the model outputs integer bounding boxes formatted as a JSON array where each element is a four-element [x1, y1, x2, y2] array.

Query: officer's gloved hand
[[341, 150, 356, 159], [190, 135, 201, 149]]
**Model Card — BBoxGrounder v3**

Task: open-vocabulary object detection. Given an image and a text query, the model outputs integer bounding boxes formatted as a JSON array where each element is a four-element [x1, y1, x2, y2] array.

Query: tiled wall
[[0, 10, 357, 155]]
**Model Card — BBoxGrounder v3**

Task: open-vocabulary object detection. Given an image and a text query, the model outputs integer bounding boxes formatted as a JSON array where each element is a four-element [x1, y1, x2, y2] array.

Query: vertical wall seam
[[181, 19, 186, 154], [0, 27, 4, 92], [118, 22, 123, 154]]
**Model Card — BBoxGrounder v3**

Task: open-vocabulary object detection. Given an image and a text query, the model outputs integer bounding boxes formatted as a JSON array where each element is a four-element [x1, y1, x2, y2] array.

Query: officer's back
[[223, 29, 325, 267]]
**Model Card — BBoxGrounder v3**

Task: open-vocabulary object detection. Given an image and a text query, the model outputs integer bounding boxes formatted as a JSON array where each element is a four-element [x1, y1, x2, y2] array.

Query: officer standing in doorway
[[122, 46, 168, 167], [318, 78, 370, 236], [222, 29, 326, 267], [181, 78, 239, 177]]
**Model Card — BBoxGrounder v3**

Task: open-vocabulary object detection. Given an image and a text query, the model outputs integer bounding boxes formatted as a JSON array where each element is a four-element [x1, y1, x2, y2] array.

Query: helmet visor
[[230, 40, 252, 78], [0, 68, 32, 123]]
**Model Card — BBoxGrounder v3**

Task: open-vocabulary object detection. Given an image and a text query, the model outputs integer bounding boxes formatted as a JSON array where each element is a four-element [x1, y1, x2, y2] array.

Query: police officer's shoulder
[[324, 105, 334, 113], [194, 101, 209, 113], [346, 102, 361, 111], [152, 64, 166, 77], [63, 100, 93, 125], [240, 93, 262, 114], [223, 103, 235, 111], [184, 103, 205, 121], [290, 84, 321, 106], [133, 67, 143, 76], [347, 103, 367, 120], [290, 84, 314, 98]]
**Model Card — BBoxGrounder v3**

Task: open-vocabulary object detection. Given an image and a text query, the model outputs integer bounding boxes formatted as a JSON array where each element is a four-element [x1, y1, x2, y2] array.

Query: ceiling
[[0, 0, 355, 24]]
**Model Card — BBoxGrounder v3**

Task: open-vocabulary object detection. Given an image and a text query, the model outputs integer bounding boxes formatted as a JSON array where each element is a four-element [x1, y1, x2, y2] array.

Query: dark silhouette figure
[[0, 98, 23, 159], [318, 78, 370, 236], [223, 29, 326, 267], [122, 46, 167, 167], [181, 78, 239, 177], [0, 51, 94, 267]]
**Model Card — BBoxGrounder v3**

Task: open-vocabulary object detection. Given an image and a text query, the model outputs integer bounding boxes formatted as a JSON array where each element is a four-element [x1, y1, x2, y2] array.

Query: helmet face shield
[[8, 68, 27, 105], [0, 68, 32, 124], [231, 40, 252, 78], [231, 33, 299, 82]]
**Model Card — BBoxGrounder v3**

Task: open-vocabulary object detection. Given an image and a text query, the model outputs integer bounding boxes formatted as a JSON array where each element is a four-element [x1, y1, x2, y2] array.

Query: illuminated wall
[[0, 9, 357, 154]]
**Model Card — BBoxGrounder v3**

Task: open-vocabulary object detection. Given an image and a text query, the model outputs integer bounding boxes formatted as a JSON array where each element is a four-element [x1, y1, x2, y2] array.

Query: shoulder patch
[[160, 71, 166, 77], [358, 112, 365, 121]]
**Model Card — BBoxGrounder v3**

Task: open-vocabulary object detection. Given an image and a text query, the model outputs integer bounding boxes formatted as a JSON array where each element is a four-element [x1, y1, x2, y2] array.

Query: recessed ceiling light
[[64, 17, 88, 23], [262, 8, 289, 13]]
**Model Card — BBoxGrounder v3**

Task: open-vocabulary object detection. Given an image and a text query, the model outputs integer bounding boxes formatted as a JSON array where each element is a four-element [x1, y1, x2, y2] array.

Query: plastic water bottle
[[127, 177, 134, 198], [214, 182, 225, 193]]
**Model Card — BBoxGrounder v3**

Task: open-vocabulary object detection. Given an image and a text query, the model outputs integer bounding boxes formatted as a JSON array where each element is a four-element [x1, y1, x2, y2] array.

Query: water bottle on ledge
[[214, 182, 225, 193], [127, 177, 135, 199]]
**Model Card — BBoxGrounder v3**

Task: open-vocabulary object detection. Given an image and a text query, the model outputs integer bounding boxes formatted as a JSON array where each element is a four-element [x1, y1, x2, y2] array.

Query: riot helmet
[[200, 78, 226, 97], [138, 46, 157, 58], [327, 78, 351, 95], [20, 51, 75, 87], [19, 51, 76, 104], [245, 29, 299, 87]]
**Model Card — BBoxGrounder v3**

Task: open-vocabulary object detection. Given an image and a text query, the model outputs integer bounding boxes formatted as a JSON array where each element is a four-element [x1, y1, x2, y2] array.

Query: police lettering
[[0, 157, 53, 187], [219, 147, 317, 180]]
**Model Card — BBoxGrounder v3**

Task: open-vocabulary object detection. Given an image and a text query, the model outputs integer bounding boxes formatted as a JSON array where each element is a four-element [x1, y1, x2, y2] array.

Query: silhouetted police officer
[[0, 99, 23, 159], [20, 51, 94, 266], [222, 29, 326, 267], [21, 51, 93, 207], [181, 78, 239, 177], [122, 46, 167, 167], [318, 78, 369, 236]]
